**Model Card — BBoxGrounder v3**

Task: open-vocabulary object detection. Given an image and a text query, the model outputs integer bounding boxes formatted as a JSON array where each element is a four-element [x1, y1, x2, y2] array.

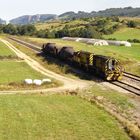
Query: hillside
[[10, 14, 57, 25], [9, 7, 140, 25], [104, 27, 140, 40], [59, 7, 140, 20]]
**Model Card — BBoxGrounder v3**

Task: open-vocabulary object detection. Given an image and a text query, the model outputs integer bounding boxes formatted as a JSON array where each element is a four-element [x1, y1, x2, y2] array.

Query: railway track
[[123, 72, 140, 82], [111, 80, 140, 96], [8, 37, 140, 96], [9, 37, 41, 52]]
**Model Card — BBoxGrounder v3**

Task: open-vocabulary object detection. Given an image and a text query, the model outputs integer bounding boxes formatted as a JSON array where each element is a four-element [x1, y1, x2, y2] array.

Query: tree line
[[0, 17, 138, 39], [0, 23, 103, 39]]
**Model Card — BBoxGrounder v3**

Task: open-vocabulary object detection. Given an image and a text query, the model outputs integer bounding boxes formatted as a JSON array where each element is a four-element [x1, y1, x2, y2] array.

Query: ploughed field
[[24, 37, 140, 76], [0, 94, 130, 140]]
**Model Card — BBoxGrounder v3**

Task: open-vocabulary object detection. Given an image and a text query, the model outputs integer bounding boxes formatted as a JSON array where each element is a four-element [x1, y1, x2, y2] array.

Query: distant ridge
[[0, 18, 6, 24], [58, 7, 140, 20], [8, 7, 140, 25], [10, 14, 57, 25]]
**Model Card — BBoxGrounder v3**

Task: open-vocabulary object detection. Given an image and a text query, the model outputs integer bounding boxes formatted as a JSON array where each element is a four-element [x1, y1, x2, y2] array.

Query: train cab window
[[112, 60, 115, 69], [108, 60, 115, 70]]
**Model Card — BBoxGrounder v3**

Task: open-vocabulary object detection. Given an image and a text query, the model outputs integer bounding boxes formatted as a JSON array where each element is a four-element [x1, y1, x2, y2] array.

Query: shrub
[[127, 21, 137, 28], [127, 39, 140, 43]]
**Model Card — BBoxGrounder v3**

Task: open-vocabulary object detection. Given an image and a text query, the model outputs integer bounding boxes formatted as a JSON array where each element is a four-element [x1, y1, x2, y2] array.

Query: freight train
[[42, 43, 123, 81]]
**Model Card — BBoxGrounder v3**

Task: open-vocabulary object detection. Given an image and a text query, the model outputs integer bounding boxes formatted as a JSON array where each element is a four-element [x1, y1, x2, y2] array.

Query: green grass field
[[86, 84, 133, 111], [25, 37, 140, 76], [0, 41, 16, 56], [0, 39, 60, 89], [104, 27, 140, 40], [0, 61, 45, 84], [0, 94, 130, 140]]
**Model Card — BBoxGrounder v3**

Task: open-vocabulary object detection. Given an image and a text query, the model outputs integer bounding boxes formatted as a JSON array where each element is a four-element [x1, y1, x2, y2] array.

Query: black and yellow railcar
[[93, 55, 122, 81], [73, 51, 94, 70]]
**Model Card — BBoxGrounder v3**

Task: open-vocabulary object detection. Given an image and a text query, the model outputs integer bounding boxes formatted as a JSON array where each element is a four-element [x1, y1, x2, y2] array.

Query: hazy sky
[[1, 0, 140, 20]]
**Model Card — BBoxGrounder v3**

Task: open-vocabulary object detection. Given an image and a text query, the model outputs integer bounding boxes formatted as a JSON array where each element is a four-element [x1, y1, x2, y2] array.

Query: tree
[[17, 24, 36, 35], [3, 24, 17, 35], [127, 21, 137, 28], [46, 30, 56, 38], [0, 24, 4, 33], [81, 26, 102, 38], [36, 29, 47, 38]]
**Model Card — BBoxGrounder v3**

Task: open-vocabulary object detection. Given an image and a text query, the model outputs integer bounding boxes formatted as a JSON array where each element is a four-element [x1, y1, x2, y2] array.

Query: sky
[[0, 0, 140, 21]]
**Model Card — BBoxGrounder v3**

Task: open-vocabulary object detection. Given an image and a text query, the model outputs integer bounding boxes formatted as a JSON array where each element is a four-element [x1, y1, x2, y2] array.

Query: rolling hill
[[10, 14, 57, 25], [9, 7, 140, 25]]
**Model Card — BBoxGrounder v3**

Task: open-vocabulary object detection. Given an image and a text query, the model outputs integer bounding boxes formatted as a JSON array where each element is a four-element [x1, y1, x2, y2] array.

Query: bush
[[127, 21, 137, 28], [55, 25, 102, 39], [36, 29, 47, 38], [17, 24, 36, 36], [108, 38, 117, 40], [3, 24, 18, 35], [127, 39, 140, 43]]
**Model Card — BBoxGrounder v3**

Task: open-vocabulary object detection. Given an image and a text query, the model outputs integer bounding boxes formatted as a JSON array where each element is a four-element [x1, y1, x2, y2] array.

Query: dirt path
[[0, 38, 90, 94]]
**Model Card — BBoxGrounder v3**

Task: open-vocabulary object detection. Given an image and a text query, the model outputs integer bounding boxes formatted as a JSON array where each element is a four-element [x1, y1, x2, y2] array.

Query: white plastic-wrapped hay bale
[[125, 42, 131, 47], [120, 41, 131, 47], [107, 40, 131, 47], [42, 79, 52, 83], [76, 38, 82, 42], [94, 40, 109, 46], [33, 79, 42, 86], [79, 38, 91, 43], [62, 37, 78, 41], [107, 40, 120, 46], [94, 41, 103, 46], [101, 40, 109, 46], [24, 79, 33, 84], [87, 39, 96, 45]]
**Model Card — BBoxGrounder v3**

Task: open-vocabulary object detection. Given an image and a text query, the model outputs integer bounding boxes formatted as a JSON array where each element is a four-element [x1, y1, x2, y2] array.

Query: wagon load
[[58, 47, 75, 61], [42, 43, 59, 56]]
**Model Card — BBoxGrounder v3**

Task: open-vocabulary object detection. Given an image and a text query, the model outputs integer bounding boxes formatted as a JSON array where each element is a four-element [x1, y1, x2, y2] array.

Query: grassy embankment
[[0, 94, 130, 140], [0, 40, 59, 90], [23, 36, 140, 76]]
